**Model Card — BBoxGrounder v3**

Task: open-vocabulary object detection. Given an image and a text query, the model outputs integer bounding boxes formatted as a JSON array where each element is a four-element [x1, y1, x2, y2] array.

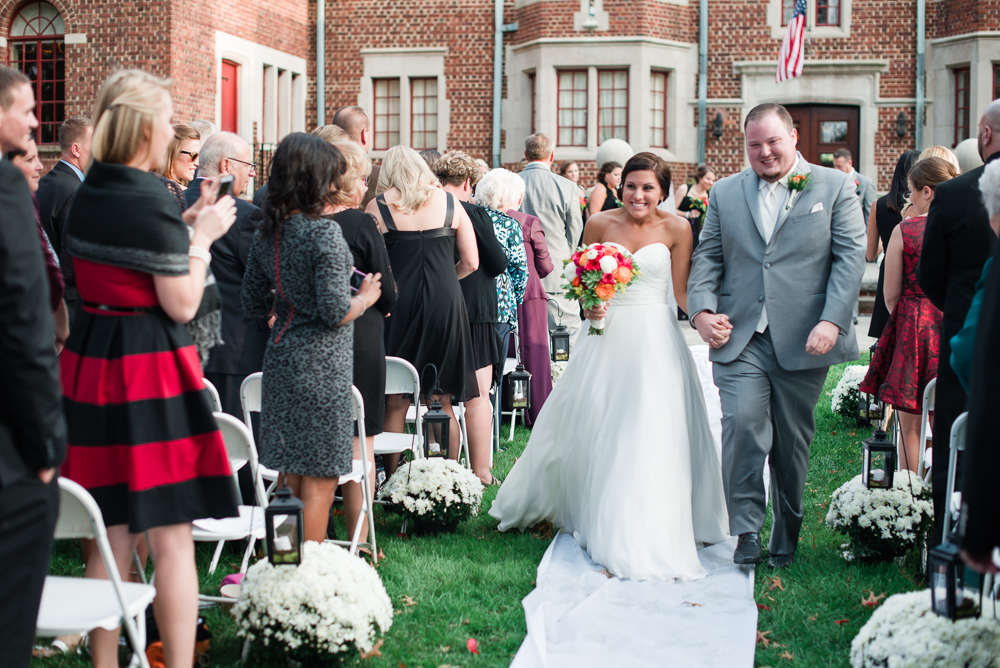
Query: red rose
[[599, 273, 615, 285]]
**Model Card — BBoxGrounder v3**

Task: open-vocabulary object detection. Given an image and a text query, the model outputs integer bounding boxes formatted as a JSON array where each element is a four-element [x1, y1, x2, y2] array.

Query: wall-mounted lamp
[[896, 111, 907, 138], [712, 111, 724, 139], [583, 3, 599, 30]]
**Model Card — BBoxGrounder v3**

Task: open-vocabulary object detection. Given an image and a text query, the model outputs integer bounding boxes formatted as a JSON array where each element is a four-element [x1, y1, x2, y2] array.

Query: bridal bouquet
[[232, 541, 392, 665], [851, 590, 1000, 668], [562, 243, 641, 335]]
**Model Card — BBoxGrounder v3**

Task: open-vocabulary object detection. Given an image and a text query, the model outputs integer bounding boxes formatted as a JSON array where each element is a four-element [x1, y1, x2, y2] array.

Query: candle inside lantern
[[274, 535, 293, 552]]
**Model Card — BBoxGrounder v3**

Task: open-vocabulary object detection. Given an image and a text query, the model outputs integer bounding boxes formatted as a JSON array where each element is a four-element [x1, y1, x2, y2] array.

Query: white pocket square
[[809, 202, 825, 213]]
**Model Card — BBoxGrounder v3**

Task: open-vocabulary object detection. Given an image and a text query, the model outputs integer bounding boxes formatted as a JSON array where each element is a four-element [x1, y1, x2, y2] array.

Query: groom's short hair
[[744, 103, 794, 134]]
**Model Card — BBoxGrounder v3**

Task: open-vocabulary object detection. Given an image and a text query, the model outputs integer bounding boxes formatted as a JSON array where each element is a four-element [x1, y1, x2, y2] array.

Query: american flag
[[776, 0, 807, 82]]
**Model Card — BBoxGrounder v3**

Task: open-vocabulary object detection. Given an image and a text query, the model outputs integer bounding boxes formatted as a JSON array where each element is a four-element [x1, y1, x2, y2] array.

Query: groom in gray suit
[[688, 104, 866, 568]]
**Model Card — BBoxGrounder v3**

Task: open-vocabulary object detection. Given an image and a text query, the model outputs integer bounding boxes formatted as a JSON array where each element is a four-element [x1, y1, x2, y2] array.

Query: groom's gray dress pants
[[713, 329, 828, 555]]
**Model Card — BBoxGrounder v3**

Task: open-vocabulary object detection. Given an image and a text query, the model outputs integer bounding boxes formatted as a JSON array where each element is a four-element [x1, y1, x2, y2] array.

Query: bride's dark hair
[[620, 152, 672, 203]]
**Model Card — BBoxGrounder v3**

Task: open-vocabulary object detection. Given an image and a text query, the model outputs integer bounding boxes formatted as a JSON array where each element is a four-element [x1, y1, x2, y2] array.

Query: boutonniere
[[854, 179, 861, 196], [785, 172, 812, 210]]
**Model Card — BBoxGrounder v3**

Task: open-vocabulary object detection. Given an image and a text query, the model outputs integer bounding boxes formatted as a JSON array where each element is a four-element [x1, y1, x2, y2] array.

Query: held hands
[[583, 302, 608, 321], [805, 320, 839, 356], [356, 272, 383, 310], [693, 312, 732, 349]]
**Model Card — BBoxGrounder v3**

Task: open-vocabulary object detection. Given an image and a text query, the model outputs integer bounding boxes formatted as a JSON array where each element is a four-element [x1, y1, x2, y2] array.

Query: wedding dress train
[[490, 242, 730, 581]]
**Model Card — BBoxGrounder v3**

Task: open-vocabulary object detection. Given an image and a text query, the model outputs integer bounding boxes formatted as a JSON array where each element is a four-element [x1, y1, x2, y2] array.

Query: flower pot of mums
[[851, 590, 1000, 667], [231, 541, 392, 666], [378, 458, 484, 535], [825, 470, 933, 563]]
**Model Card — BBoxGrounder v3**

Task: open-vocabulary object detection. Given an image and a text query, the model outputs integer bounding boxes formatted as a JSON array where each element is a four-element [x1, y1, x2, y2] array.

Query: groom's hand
[[693, 311, 732, 349], [806, 320, 839, 356]]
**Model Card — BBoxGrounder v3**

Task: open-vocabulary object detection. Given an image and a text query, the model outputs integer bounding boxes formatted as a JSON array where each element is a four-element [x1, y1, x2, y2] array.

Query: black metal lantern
[[861, 428, 896, 489], [857, 388, 884, 427], [929, 538, 984, 620], [508, 362, 532, 411], [896, 111, 907, 138], [422, 395, 451, 458], [265, 486, 304, 566], [550, 325, 570, 362], [712, 111, 724, 139]]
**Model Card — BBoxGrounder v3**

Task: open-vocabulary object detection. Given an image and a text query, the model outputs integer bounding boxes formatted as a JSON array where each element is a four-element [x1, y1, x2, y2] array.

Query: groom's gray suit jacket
[[687, 159, 866, 369]]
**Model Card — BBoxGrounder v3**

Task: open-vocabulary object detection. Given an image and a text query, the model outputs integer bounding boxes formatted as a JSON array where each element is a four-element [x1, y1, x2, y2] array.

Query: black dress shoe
[[734, 532, 763, 565], [768, 553, 794, 569]]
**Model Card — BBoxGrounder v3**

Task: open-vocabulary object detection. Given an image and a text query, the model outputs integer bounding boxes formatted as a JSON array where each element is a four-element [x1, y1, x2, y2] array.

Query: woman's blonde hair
[[377, 145, 440, 215], [431, 150, 481, 188], [909, 156, 960, 192], [918, 145, 960, 174], [158, 123, 199, 184], [92, 70, 173, 167], [311, 124, 372, 207]]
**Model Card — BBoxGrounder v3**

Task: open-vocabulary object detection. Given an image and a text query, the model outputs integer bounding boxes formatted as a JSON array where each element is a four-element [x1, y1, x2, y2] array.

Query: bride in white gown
[[490, 154, 730, 582]]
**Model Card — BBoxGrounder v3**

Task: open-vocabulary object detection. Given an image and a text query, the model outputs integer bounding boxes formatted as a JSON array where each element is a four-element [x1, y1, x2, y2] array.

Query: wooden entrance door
[[221, 60, 238, 134], [786, 105, 859, 168]]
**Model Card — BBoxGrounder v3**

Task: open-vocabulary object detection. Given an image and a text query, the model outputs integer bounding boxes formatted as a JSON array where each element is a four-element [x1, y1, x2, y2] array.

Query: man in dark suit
[[37, 116, 91, 318], [918, 100, 1000, 554], [960, 238, 1000, 573], [184, 132, 268, 432], [331, 105, 380, 210], [0, 65, 67, 666]]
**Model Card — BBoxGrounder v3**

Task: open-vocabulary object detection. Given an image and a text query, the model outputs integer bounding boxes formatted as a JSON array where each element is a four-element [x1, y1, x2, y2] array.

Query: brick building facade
[[3, 0, 999, 189]]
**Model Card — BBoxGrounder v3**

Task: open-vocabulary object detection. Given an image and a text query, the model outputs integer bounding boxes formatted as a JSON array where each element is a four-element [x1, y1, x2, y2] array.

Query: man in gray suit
[[519, 133, 585, 341], [833, 148, 877, 227], [688, 104, 866, 568]]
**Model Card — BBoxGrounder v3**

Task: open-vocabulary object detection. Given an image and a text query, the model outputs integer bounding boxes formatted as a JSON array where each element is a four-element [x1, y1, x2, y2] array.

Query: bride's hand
[[584, 303, 608, 320]]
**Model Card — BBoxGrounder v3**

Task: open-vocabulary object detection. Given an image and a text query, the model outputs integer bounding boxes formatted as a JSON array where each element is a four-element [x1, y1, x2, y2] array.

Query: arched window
[[8, 2, 65, 144]]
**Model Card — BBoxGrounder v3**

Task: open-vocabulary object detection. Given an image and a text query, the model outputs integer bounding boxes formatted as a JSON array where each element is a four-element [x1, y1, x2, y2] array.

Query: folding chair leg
[[349, 510, 366, 554], [208, 540, 225, 575], [240, 536, 256, 574], [508, 409, 517, 441], [492, 387, 501, 452], [132, 549, 147, 584], [460, 409, 471, 469]]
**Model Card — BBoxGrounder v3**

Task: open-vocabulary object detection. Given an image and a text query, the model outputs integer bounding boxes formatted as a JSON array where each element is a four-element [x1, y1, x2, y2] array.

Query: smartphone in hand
[[350, 268, 367, 293], [216, 174, 235, 202]]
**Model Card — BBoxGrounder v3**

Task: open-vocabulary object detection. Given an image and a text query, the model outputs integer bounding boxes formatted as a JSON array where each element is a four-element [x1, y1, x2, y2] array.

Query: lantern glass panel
[[265, 487, 304, 566], [271, 515, 301, 564], [931, 561, 951, 616], [512, 378, 530, 408], [423, 404, 450, 457], [551, 327, 570, 362]]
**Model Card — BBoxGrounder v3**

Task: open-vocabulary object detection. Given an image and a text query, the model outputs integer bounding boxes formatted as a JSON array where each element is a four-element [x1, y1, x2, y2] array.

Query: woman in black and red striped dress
[[60, 70, 239, 668]]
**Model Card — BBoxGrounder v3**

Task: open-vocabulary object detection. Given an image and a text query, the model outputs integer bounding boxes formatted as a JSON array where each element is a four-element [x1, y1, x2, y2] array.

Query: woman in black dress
[[242, 134, 382, 543], [867, 150, 919, 339], [432, 151, 509, 485], [318, 126, 397, 544], [675, 164, 716, 249], [365, 146, 480, 475], [587, 161, 622, 217]]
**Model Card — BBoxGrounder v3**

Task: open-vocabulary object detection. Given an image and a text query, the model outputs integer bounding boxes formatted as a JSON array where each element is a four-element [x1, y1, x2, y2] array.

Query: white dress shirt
[[755, 158, 799, 333]]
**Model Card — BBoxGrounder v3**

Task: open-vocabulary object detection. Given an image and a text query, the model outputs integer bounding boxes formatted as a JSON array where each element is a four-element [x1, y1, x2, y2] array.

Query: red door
[[221, 60, 238, 133], [785, 105, 860, 168]]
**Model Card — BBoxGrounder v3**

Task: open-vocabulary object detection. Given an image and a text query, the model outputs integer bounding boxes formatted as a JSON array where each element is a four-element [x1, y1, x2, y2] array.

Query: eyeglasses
[[179, 150, 199, 160], [227, 156, 256, 173]]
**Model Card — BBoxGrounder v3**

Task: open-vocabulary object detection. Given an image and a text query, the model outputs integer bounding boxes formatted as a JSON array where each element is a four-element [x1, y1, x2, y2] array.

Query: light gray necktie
[[756, 184, 780, 333]]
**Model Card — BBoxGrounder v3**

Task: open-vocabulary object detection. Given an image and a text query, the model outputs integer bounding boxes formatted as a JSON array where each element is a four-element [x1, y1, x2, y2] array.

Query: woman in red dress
[[61, 70, 239, 668], [860, 157, 958, 472]]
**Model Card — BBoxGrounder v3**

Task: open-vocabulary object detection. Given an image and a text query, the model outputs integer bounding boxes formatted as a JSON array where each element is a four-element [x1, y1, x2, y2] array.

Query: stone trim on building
[[927, 31, 1000, 149]]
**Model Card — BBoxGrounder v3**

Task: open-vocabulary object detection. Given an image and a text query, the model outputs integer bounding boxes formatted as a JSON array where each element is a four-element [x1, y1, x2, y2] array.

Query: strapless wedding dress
[[490, 242, 730, 581]]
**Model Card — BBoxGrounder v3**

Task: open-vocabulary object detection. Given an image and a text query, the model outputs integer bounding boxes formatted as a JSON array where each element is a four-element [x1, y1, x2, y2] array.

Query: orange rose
[[613, 266, 633, 284], [594, 283, 616, 300], [572, 276, 581, 287], [603, 246, 618, 257]]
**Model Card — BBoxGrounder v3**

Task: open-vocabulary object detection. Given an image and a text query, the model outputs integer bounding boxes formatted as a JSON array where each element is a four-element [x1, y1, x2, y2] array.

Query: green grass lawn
[[34, 358, 925, 668]]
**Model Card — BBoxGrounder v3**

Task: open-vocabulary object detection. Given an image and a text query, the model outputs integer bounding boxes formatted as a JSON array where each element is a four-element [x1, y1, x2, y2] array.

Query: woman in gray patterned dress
[[242, 133, 382, 543]]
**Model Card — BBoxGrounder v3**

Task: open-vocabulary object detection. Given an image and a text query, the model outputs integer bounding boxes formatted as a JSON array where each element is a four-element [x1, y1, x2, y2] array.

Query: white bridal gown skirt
[[490, 295, 730, 582]]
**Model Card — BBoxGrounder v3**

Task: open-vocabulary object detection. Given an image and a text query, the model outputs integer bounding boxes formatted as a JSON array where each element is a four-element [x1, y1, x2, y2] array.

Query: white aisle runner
[[511, 535, 757, 668], [509, 345, 759, 667]]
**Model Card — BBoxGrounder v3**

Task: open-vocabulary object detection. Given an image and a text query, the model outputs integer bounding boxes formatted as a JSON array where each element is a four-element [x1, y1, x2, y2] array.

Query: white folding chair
[[240, 372, 279, 497], [918, 377, 936, 482], [325, 386, 378, 563], [190, 413, 269, 577], [942, 411, 968, 539], [202, 377, 223, 412], [373, 357, 423, 459], [38, 479, 156, 668]]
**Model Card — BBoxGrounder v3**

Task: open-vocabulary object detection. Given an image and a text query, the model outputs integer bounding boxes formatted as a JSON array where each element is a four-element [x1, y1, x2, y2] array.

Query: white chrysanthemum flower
[[231, 542, 392, 659], [851, 590, 1000, 667], [563, 264, 578, 282], [586, 248, 599, 260], [377, 458, 484, 524]]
